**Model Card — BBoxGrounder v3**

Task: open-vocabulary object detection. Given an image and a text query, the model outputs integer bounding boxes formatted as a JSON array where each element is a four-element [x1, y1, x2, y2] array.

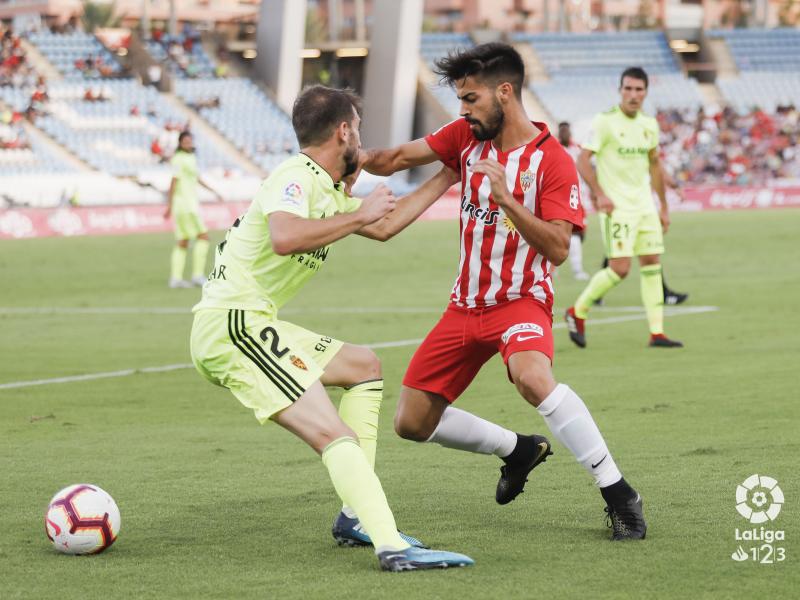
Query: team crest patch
[[282, 182, 304, 207], [520, 169, 534, 193], [569, 184, 580, 210], [290, 355, 308, 370], [501, 323, 544, 344]]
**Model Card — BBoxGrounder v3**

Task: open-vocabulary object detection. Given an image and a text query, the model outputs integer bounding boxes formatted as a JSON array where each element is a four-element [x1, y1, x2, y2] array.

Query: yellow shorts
[[190, 309, 344, 423], [173, 210, 208, 241], [600, 211, 664, 259]]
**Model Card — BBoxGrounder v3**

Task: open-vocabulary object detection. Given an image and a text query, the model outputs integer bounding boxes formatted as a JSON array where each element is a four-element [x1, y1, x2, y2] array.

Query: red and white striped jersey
[[426, 119, 585, 311]]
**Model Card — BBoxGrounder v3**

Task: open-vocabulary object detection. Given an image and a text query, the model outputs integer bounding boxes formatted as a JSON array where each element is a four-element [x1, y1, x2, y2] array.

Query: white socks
[[537, 384, 621, 488], [426, 406, 517, 457]]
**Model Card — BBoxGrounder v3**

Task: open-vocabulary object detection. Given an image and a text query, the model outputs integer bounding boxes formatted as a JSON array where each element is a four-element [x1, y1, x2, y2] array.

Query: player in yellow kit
[[165, 131, 223, 288], [190, 85, 472, 571], [565, 67, 683, 348]]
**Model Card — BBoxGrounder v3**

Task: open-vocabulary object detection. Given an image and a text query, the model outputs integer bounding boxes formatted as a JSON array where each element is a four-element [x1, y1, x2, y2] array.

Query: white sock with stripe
[[536, 384, 621, 487], [426, 406, 517, 457]]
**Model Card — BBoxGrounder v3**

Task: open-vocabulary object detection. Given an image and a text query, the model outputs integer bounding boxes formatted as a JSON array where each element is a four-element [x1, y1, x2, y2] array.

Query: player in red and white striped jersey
[[363, 43, 645, 540]]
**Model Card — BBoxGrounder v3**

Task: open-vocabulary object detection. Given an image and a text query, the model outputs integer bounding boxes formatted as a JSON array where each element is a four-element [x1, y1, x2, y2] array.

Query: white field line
[[0, 305, 718, 391]]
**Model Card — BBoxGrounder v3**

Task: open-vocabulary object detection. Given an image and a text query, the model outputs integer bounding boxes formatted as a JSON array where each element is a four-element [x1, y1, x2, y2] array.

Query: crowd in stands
[[73, 54, 116, 79], [1, 25, 38, 88], [659, 105, 800, 186], [148, 23, 226, 79], [0, 113, 30, 150]]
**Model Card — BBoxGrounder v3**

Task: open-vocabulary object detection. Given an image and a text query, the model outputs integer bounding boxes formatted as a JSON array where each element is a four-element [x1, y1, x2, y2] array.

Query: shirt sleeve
[[256, 167, 314, 218], [424, 118, 472, 172], [538, 150, 586, 231], [581, 113, 607, 154]]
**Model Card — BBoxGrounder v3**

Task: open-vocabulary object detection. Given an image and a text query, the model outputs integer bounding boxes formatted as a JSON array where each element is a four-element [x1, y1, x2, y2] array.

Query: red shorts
[[403, 298, 553, 403]]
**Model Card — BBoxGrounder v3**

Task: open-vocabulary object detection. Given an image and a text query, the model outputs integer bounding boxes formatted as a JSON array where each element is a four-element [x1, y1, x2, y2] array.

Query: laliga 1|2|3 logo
[[731, 474, 786, 564]]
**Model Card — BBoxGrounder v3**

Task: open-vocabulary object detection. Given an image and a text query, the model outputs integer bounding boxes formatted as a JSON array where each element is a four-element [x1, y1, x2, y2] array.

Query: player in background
[[190, 85, 473, 571], [362, 43, 646, 541], [565, 67, 683, 348], [595, 157, 689, 306], [557, 122, 590, 280], [165, 131, 223, 288]]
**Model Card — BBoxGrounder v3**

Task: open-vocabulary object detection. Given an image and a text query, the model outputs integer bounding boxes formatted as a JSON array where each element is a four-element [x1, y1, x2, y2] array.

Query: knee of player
[[611, 265, 630, 279], [352, 346, 382, 381], [513, 368, 554, 406], [393, 413, 432, 442]]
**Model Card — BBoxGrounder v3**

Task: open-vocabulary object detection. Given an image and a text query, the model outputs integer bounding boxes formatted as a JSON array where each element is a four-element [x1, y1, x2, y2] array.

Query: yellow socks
[[338, 380, 382, 517], [170, 246, 187, 281], [338, 380, 382, 469], [321, 437, 408, 552], [640, 264, 664, 335], [575, 267, 622, 319], [192, 239, 210, 279]]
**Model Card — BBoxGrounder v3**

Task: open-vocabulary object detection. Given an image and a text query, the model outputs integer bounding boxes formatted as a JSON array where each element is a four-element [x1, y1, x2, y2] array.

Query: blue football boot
[[332, 512, 428, 548], [378, 547, 475, 572]]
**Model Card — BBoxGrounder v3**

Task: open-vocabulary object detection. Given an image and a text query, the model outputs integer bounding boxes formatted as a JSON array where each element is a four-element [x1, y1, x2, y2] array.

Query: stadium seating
[[420, 33, 474, 117], [27, 31, 122, 80], [420, 32, 473, 68], [145, 36, 218, 79], [708, 28, 800, 72], [511, 31, 680, 77], [0, 80, 236, 177], [709, 29, 800, 113], [174, 78, 297, 172], [0, 131, 76, 177], [508, 32, 702, 124], [532, 73, 704, 125], [717, 72, 800, 113]]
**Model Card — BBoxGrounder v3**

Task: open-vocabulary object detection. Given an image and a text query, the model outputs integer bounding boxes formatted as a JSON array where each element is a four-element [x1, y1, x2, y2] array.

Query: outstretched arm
[[268, 186, 396, 255], [362, 138, 440, 176], [358, 167, 459, 241]]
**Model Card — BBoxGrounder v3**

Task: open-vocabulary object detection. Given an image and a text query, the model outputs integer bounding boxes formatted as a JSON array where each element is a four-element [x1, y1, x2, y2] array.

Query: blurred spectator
[[658, 106, 800, 185], [187, 96, 220, 111], [1, 24, 38, 88], [83, 87, 110, 102], [0, 122, 30, 150]]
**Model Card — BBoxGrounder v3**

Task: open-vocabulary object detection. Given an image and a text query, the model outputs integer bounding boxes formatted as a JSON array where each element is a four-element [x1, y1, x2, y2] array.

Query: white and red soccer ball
[[45, 484, 120, 555]]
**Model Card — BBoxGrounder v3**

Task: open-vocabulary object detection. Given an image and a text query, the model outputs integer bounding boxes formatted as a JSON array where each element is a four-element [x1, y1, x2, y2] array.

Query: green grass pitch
[[1, 209, 797, 599]]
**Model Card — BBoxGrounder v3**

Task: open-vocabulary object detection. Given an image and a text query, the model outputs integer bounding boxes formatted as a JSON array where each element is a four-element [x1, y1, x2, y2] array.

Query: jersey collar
[[298, 153, 337, 190]]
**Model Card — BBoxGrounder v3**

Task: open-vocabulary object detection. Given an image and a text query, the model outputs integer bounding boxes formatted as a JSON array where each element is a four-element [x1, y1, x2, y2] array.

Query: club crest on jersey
[[289, 355, 308, 370], [501, 323, 544, 344], [569, 184, 580, 210], [520, 169, 534, 193], [282, 182, 304, 207]]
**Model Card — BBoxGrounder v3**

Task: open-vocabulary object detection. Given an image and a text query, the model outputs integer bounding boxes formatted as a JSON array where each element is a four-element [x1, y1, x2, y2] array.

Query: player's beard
[[342, 138, 359, 178], [467, 99, 505, 141]]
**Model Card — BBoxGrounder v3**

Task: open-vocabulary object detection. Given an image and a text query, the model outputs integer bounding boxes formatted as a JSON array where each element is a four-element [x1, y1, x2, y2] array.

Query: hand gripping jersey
[[425, 119, 585, 312]]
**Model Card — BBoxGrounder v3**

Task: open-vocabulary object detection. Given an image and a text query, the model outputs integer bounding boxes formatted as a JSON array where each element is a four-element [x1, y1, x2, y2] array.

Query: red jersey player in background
[[362, 43, 645, 540], [557, 121, 591, 280]]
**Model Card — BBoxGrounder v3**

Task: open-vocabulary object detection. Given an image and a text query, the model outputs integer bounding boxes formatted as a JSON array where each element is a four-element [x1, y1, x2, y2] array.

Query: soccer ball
[[45, 484, 121, 555]]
